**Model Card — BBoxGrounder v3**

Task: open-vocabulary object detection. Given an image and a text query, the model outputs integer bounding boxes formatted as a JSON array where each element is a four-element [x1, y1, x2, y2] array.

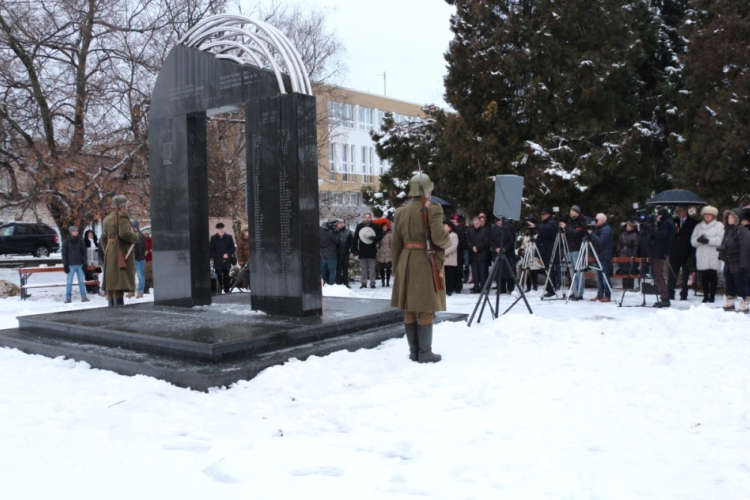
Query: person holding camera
[[587, 213, 614, 302], [559, 205, 588, 299], [690, 206, 723, 303], [718, 210, 750, 312], [527, 208, 558, 297], [647, 208, 675, 307]]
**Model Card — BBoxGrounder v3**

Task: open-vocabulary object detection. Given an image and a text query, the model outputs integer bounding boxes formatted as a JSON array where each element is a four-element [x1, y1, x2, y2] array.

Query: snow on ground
[[1, 268, 749, 499]]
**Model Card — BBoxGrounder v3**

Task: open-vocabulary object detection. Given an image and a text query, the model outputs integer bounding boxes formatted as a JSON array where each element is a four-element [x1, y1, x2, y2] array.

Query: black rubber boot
[[404, 323, 418, 361], [114, 297, 125, 306], [417, 324, 441, 363], [107, 293, 115, 308], [386, 268, 391, 287]]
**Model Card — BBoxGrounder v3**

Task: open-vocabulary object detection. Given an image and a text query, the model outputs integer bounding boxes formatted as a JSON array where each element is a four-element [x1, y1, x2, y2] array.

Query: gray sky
[[244, 0, 456, 108]]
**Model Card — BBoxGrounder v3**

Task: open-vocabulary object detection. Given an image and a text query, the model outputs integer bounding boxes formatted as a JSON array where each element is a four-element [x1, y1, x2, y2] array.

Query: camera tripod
[[542, 229, 574, 300], [566, 234, 613, 301], [518, 235, 546, 294], [467, 251, 533, 326]]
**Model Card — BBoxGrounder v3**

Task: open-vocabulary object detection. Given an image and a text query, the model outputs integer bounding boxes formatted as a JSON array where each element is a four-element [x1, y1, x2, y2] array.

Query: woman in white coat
[[690, 206, 724, 303]]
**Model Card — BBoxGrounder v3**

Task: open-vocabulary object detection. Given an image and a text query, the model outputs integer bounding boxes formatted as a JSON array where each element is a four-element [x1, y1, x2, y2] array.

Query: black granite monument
[[149, 44, 321, 316]]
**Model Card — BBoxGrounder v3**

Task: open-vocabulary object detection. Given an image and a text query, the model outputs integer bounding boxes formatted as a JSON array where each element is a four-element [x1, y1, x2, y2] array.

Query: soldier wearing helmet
[[100, 195, 142, 306], [390, 172, 451, 363]]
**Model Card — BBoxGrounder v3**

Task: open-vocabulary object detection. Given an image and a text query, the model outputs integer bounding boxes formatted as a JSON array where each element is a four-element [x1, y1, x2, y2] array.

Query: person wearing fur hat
[[62, 226, 89, 304], [210, 222, 236, 294], [236, 225, 250, 290], [690, 206, 724, 303], [101, 195, 141, 306], [718, 210, 750, 312]]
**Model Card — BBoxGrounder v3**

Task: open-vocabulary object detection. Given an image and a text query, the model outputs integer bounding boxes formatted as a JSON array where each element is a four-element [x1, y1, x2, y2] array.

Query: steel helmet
[[408, 173, 434, 197]]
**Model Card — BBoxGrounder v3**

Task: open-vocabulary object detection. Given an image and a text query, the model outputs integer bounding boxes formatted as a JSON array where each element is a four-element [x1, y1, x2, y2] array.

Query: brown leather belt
[[108, 239, 116, 243], [404, 242, 426, 249]]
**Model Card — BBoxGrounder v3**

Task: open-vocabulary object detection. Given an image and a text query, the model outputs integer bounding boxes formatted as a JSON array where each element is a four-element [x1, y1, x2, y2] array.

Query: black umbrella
[[429, 195, 453, 207], [646, 189, 707, 206]]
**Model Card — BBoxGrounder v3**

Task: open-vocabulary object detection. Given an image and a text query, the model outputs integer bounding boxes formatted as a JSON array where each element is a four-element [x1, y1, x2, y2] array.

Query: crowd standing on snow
[[323, 200, 750, 315]]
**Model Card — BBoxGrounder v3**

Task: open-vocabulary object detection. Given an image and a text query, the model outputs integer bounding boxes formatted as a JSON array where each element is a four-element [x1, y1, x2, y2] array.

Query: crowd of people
[[324, 201, 750, 314]]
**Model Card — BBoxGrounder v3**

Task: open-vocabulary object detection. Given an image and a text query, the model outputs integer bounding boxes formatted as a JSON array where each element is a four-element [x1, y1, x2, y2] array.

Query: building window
[[328, 144, 336, 181], [358, 107, 373, 131], [341, 103, 354, 128], [328, 101, 354, 128]]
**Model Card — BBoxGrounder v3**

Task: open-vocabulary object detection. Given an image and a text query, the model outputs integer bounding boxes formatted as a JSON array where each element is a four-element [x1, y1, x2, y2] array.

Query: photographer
[[647, 208, 675, 308], [527, 208, 558, 297], [587, 214, 613, 302], [559, 205, 588, 300], [491, 216, 517, 294]]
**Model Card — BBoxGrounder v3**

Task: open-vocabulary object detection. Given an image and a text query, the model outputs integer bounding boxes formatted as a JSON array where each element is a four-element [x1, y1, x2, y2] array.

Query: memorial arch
[[149, 15, 322, 316]]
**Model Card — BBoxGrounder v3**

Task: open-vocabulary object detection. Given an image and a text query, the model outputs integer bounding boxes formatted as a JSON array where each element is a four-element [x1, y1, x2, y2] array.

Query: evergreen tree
[[443, 0, 673, 220], [670, 0, 750, 207]]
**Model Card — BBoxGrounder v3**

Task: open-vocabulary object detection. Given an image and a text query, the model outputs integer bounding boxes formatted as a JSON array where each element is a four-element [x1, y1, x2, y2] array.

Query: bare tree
[[0, 0, 223, 230]]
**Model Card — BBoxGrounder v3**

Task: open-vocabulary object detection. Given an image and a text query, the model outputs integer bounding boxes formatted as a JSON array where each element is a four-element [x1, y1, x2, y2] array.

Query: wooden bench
[[18, 266, 101, 300]]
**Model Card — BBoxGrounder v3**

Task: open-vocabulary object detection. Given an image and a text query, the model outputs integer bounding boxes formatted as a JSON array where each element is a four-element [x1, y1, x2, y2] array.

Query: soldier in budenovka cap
[[100, 195, 141, 306], [390, 172, 451, 363]]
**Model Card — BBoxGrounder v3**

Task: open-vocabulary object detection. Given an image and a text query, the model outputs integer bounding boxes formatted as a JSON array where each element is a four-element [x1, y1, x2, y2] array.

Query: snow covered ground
[[1, 268, 749, 499]]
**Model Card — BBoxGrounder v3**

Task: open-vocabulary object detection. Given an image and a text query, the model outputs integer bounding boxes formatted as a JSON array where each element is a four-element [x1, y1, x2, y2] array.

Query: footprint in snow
[[291, 466, 345, 477], [202, 463, 240, 484], [162, 441, 211, 453]]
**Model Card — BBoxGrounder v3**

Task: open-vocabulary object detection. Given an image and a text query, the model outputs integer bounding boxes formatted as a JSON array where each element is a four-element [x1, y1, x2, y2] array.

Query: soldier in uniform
[[100, 195, 141, 307], [391, 173, 451, 363]]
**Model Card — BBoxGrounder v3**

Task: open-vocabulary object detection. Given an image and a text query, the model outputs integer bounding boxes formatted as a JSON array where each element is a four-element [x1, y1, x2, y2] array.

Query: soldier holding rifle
[[101, 195, 141, 307], [390, 172, 451, 363]]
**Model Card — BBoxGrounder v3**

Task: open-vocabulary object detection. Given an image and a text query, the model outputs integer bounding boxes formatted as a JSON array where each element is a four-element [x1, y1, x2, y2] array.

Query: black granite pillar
[[246, 93, 322, 316], [149, 113, 212, 307]]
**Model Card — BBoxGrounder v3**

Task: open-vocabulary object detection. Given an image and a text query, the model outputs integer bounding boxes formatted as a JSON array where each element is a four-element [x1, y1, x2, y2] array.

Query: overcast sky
[[242, 0, 456, 108]]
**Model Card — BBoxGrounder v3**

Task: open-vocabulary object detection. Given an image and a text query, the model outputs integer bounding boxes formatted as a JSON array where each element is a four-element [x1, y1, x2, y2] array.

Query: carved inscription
[[250, 134, 264, 261], [162, 142, 173, 166]]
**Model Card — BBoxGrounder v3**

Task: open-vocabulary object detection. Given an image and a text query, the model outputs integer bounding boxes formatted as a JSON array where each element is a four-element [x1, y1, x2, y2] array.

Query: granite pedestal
[[0, 296, 465, 391]]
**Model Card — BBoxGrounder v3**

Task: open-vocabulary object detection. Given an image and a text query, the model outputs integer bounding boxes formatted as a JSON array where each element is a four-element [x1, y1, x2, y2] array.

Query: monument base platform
[[0, 294, 465, 391]]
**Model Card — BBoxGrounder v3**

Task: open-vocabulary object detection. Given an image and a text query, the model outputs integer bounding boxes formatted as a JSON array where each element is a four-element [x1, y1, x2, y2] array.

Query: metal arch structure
[[179, 14, 313, 96]]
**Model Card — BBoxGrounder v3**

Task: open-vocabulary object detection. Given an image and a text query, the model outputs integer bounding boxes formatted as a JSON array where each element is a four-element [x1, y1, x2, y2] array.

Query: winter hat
[[241, 225, 249, 232], [68, 226, 78, 234], [131, 220, 140, 229], [700, 206, 718, 217], [215, 222, 225, 229], [540, 207, 553, 215], [570, 205, 581, 214], [658, 207, 671, 218]]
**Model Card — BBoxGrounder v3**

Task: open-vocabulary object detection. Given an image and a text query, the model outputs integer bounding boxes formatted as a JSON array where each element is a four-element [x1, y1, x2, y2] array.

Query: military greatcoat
[[100, 210, 141, 291], [390, 199, 451, 312]]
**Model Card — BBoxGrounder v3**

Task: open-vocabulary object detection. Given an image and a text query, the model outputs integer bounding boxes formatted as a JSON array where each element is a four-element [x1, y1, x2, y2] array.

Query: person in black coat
[[559, 205, 589, 299], [668, 205, 698, 300], [647, 208, 675, 307], [527, 208, 558, 297], [62, 226, 89, 303], [491, 217, 517, 293], [452, 218, 467, 293], [587, 214, 614, 302], [319, 221, 340, 285], [466, 216, 490, 292], [83, 229, 103, 294], [334, 220, 353, 287], [209, 222, 236, 294]]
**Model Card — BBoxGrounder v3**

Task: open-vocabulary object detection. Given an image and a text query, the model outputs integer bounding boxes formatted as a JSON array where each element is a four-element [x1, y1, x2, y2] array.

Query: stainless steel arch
[[179, 14, 313, 96]]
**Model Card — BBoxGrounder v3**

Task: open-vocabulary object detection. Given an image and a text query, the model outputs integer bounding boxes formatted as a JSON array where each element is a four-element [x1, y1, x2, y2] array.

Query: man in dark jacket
[[491, 217, 517, 293], [352, 213, 383, 288], [647, 207, 675, 307], [560, 205, 588, 299], [335, 220, 353, 288], [466, 216, 490, 292], [587, 213, 614, 302], [319, 220, 340, 285], [668, 205, 698, 301], [62, 226, 89, 303], [209, 222, 236, 294], [528, 208, 558, 297]]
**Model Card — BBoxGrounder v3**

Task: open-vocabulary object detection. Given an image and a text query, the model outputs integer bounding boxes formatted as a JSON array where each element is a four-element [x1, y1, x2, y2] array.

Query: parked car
[[0, 222, 60, 257]]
